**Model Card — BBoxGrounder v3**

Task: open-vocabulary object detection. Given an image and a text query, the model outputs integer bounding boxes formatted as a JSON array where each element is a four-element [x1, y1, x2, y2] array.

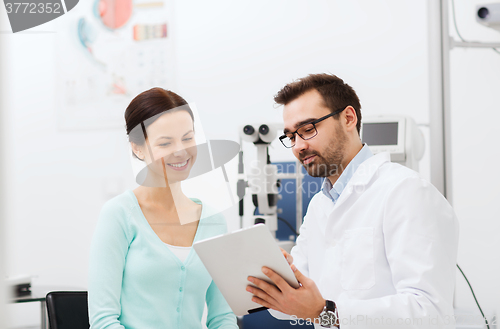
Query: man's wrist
[[312, 299, 326, 324], [316, 298, 327, 318]]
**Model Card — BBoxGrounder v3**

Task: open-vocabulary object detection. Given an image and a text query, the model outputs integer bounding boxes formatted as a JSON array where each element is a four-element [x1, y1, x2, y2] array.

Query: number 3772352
[[5, 2, 62, 14]]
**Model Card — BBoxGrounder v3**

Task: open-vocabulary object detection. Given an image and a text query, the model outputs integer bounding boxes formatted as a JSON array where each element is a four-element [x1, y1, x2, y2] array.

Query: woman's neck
[[135, 182, 200, 226], [139, 183, 179, 206]]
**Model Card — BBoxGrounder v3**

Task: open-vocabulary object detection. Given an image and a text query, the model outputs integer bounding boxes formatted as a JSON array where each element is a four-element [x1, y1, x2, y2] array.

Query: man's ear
[[343, 106, 358, 133], [131, 142, 145, 160]]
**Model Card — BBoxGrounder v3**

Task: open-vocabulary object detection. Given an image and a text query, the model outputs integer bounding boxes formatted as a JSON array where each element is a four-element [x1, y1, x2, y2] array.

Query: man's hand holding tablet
[[280, 247, 293, 266], [246, 250, 326, 321]]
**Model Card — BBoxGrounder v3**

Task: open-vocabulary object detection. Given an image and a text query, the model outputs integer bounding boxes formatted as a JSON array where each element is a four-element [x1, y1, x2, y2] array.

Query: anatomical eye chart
[[56, 0, 174, 130]]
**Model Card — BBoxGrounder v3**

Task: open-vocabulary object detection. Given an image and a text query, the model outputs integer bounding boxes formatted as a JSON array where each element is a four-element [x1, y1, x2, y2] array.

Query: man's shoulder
[[378, 161, 420, 180], [372, 161, 445, 201]]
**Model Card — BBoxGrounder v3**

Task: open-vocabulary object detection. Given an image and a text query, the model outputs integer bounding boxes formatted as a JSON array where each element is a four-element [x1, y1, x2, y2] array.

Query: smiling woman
[[126, 90, 197, 187], [87, 88, 238, 329]]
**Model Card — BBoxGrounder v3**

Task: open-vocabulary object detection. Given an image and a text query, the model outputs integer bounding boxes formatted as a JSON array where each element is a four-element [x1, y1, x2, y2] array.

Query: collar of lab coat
[[320, 152, 391, 218], [347, 151, 391, 187]]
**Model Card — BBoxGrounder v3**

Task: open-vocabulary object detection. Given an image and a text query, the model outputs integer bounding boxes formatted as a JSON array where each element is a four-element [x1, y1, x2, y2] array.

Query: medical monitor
[[362, 122, 399, 146], [361, 117, 406, 162]]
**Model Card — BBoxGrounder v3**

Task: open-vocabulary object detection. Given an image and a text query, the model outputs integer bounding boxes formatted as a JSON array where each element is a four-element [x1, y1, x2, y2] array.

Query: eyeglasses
[[279, 107, 347, 148]]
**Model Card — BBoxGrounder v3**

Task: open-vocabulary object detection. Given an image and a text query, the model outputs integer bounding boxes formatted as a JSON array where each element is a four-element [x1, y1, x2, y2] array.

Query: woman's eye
[[159, 143, 171, 147], [183, 137, 193, 142]]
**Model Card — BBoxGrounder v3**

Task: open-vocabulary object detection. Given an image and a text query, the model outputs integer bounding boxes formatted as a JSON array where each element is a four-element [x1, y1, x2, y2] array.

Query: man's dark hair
[[274, 73, 362, 135]]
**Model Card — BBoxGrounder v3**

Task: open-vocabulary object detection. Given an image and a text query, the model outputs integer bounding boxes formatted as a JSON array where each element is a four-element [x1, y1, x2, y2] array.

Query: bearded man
[[246, 73, 459, 329]]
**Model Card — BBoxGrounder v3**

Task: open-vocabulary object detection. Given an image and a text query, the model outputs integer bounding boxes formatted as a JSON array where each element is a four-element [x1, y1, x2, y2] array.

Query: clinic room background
[[1, 0, 500, 328]]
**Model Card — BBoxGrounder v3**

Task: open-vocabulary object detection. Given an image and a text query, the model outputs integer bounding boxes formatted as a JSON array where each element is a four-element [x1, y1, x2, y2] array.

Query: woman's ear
[[131, 142, 145, 160]]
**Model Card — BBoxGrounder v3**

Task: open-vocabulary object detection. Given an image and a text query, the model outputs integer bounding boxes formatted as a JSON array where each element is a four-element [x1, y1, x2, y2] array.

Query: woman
[[88, 88, 238, 329]]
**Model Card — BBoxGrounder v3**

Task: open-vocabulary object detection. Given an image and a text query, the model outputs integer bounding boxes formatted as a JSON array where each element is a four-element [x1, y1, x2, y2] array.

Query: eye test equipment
[[361, 116, 425, 172], [238, 123, 280, 236], [237, 123, 304, 244], [476, 3, 500, 32]]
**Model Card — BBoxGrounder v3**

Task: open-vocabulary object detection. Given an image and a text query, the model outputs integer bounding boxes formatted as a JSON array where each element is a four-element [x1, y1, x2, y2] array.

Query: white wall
[[173, 0, 430, 139], [447, 0, 500, 321], [3, 0, 497, 327]]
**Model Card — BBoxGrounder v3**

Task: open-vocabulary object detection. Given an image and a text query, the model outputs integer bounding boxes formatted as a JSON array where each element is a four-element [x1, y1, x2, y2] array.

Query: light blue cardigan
[[88, 190, 238, 329]]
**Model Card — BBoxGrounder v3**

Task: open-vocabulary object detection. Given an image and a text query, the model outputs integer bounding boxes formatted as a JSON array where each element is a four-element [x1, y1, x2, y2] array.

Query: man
[[246, 73, 459, 328]]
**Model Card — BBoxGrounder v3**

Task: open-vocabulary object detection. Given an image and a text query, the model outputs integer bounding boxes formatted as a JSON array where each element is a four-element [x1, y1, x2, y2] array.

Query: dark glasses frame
[[279, 107, 347, 148]]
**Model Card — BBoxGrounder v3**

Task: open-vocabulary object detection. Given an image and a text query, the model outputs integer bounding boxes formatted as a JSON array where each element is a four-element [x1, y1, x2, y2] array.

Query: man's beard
[[300, 127, 347, 178]]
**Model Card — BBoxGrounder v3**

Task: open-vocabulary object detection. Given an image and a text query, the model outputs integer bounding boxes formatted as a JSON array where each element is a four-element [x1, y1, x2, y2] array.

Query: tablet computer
[[193, 224, 299, 316]]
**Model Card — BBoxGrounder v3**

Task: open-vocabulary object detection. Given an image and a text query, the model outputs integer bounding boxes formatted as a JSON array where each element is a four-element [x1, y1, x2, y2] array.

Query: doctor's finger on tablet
[[280, 247, 293, 266]]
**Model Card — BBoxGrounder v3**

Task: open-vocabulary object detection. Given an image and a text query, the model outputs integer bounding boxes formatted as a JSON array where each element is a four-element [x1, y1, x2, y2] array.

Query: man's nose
[[293, 135, 308, 152]]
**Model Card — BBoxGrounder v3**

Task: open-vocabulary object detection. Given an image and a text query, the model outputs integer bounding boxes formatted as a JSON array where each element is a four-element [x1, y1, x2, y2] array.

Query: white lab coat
[[272, 152, 459, 329]]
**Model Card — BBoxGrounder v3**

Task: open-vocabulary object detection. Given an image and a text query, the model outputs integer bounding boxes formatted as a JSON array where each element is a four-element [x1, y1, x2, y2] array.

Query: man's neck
[[327, 143, 363, 186]]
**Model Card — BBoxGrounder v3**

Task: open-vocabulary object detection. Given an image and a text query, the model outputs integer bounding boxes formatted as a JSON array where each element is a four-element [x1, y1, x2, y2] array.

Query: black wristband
[[326, 300, 336, 312], [320, 300, 338, 328]]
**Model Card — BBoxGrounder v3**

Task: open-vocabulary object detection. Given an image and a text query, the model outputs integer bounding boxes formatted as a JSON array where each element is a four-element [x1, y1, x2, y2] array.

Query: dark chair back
[[46, 291, 89, 329]]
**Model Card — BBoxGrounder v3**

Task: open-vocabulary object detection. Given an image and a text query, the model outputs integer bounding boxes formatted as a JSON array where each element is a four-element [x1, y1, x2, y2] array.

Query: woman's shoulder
[[99, 190, 137, 221], [92, 190, 138, 242]]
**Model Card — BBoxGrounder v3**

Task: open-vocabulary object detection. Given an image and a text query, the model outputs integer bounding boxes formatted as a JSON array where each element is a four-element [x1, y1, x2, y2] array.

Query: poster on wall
[[56, 0, 175, 130]]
